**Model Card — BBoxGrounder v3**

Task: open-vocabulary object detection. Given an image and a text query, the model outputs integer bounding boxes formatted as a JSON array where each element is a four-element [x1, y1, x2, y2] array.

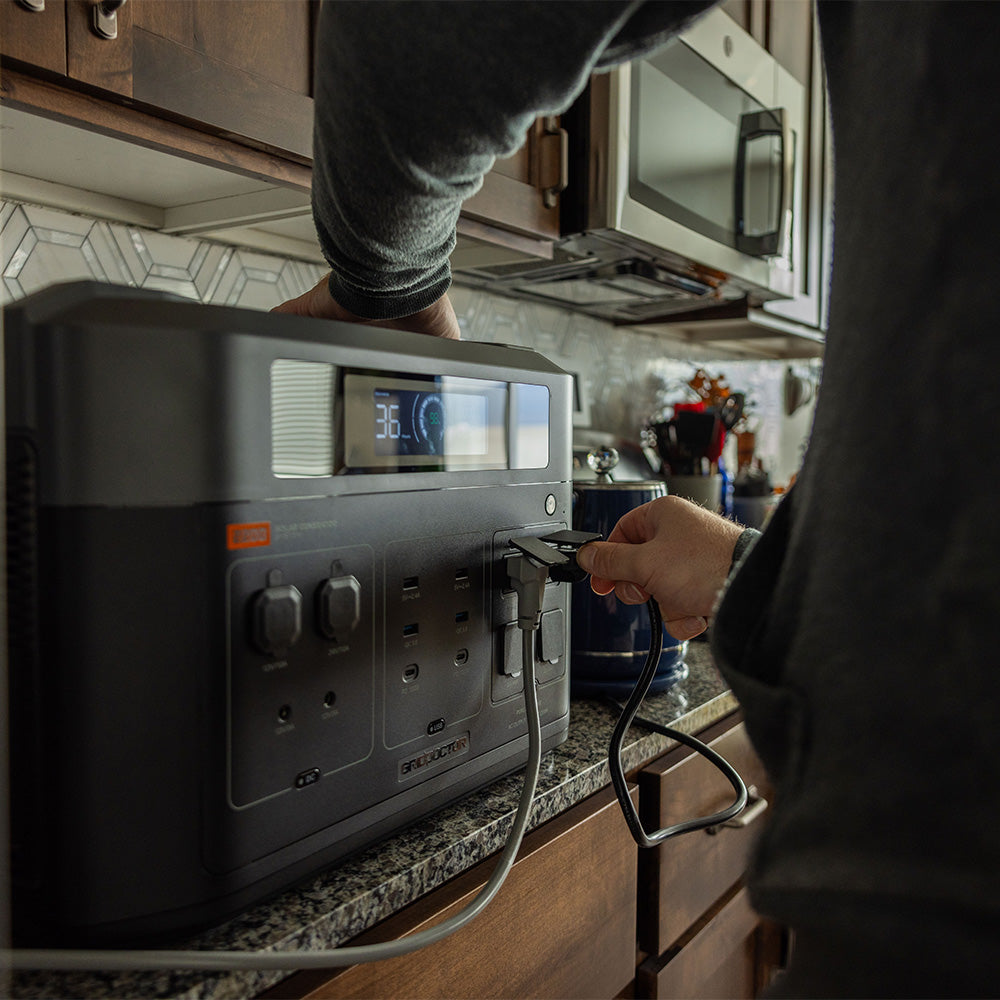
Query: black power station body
[[4, 283, 573, 944]]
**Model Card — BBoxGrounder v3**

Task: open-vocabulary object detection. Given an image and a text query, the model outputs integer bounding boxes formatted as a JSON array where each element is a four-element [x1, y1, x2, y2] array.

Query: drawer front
[[637, 886, 763, 1000], [267, 785, 638, 1000], [637, 720, 772, 955]]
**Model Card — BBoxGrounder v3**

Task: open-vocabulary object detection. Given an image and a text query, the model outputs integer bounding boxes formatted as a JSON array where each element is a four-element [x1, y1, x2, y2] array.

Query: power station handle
[[92, 0, 127, 39], [16, 0, 46, 12]]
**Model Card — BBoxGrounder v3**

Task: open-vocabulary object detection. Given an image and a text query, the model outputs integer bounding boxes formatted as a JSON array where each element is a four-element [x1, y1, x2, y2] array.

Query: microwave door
[[628, 39, 773, 255]]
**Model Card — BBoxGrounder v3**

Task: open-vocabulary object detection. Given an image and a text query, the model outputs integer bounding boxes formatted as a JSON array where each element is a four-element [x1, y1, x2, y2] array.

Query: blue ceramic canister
[[570, 449, 688, 698]]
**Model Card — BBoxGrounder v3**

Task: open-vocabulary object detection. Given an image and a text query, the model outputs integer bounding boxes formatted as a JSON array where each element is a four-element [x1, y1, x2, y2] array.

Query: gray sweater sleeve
[[310, 0, 713, 319]]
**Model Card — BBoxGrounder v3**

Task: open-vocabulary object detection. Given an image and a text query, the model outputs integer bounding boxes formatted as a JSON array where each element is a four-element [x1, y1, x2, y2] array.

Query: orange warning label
[[227, 522, 271, 550]]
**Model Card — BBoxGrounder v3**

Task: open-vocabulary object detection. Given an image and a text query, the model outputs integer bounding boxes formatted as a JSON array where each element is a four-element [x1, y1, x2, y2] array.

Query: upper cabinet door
[[64, 0, 315, 159], [0, 0, 68, 75], [462, 115, 566, 243]]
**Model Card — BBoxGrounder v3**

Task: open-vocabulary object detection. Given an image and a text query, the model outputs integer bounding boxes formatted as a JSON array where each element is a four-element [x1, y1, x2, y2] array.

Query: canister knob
[[587, 447, 619, 481]]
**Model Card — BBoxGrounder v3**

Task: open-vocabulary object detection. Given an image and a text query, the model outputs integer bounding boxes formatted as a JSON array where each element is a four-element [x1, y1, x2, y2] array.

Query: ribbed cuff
[[729, 527, 761, 577], [326, 268, 452, 322]]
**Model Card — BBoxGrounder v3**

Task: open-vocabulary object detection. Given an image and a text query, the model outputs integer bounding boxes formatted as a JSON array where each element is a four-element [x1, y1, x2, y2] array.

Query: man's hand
[[272, 273, 461, 340], [575, 495, 744, 641]]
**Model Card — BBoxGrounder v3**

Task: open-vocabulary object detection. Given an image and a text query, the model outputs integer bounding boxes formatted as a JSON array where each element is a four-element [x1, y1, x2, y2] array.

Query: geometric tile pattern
[[0, 201, 326, 309], [0, 198, 814, 484]]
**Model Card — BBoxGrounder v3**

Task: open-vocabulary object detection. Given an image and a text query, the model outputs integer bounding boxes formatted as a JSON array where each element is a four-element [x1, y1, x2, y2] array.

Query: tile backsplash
[[1, 199, 818, 485]]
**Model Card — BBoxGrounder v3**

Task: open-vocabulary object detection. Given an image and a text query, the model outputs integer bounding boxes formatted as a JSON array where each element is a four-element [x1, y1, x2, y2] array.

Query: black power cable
[[606, 599, 748, 849]]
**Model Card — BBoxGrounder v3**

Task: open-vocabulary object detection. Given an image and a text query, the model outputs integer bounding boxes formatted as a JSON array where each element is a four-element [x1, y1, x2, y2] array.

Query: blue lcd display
[[374, 388, 488, 457]]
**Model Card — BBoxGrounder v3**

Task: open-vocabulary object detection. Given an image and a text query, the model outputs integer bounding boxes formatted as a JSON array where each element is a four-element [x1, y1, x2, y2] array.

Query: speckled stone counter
[[11, 644, 736, 1000]]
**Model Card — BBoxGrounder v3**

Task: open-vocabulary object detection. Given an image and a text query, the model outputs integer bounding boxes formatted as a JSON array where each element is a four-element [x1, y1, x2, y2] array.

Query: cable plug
[[507, 536, 566, 631], [538, 530, 602, 583], [507, 531, 603, 630]]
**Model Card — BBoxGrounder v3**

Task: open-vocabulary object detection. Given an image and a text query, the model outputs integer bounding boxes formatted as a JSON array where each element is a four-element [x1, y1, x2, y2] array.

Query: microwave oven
[[453, 8, 807, 325]]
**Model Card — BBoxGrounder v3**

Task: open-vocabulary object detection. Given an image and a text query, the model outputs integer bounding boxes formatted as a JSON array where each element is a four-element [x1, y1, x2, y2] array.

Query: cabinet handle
[[707, 785, 768, 833], [91, 0, 127, 40], [541, 115, 569, 209], [16, 0, 46, 11]]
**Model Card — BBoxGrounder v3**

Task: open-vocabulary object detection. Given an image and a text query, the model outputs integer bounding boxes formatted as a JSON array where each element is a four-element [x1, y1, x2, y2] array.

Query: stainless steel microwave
[[453, 9, 807, 325]]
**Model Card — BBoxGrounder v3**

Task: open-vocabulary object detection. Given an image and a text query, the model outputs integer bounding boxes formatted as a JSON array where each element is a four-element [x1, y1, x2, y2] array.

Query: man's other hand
[[272, 273, 461, 340]]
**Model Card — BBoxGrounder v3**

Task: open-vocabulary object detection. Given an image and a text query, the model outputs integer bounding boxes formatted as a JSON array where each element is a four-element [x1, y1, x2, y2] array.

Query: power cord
[[3, 543, 557, 973], [606, 599, 748, 849]]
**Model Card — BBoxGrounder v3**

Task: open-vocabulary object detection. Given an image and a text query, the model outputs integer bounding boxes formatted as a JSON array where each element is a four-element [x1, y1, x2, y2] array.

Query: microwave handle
[[734, 107, 793, 258]]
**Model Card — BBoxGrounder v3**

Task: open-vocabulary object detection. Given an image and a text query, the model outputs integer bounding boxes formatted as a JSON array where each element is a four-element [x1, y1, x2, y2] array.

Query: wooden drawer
[[265, 784, 638, 1000], [637, 720, 772, 956], [636, 886, 784, 999]]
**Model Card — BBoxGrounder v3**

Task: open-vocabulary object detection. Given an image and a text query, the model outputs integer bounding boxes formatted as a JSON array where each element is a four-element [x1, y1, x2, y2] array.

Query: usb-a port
[[455, 611, 469, 624], [454, 568, 469, 583], [403, 623, 419, 637], [403, 576, 419, 591]]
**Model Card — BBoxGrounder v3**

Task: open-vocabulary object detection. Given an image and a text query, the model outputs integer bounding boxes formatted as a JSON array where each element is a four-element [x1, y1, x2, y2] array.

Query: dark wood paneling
[[637, 887, 760, 999], [0, 67, 313, 190], [461, 116, 562, 240], [462, 168, 560, 241], [0, 0, 67, 76], [189, 0, 312, 96], [130, 0, 196, 47], [66, 0, 133, 96], [263, 786, 639, 1000], [131, 28, 313, 159]]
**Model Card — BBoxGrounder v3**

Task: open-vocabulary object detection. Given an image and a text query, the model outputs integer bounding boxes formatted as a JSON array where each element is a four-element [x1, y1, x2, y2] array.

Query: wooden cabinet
[[637, 887, 785, 1000], [634, 719, 786, 999], [2, 0, 315, 159], [263, 784, 639, 1000], [462, 116, 564, 244], [0, 0, 67, 74], [66, 0, 316, 159], [720, 0, 811, 86], [1, 0, 563, 254], [260, 714, 782, 1000]]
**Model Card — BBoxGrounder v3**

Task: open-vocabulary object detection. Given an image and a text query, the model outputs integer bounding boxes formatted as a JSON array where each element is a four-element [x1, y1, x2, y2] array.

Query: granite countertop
[[12, 644, 736, 1000]]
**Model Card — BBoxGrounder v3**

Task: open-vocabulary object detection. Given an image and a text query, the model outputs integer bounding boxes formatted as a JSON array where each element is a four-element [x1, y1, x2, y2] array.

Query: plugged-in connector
[[539, 530, 602, 583], [506, 549, 553, 632], [507, 531, 602, 630]]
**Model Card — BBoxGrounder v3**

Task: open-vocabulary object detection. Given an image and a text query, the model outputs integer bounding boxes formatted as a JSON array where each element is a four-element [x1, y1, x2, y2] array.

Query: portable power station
[[3, 282, 573, 944]]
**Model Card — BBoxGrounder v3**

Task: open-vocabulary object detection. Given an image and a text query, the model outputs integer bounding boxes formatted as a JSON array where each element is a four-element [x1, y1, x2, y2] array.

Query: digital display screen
[[271, 365, 552, 477], [341, 371, 549, 473], [374, 388, 488, 457]]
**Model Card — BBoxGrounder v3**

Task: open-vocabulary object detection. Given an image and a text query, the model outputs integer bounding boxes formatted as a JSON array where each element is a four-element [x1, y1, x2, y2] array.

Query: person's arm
[[575, 495, 751, 640], [275, 1, 713, 334]]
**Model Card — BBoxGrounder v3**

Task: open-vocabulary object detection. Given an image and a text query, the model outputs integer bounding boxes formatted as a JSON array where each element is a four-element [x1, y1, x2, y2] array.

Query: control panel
[[229, 543, 376, 807], [226, 514, 569, 821]]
